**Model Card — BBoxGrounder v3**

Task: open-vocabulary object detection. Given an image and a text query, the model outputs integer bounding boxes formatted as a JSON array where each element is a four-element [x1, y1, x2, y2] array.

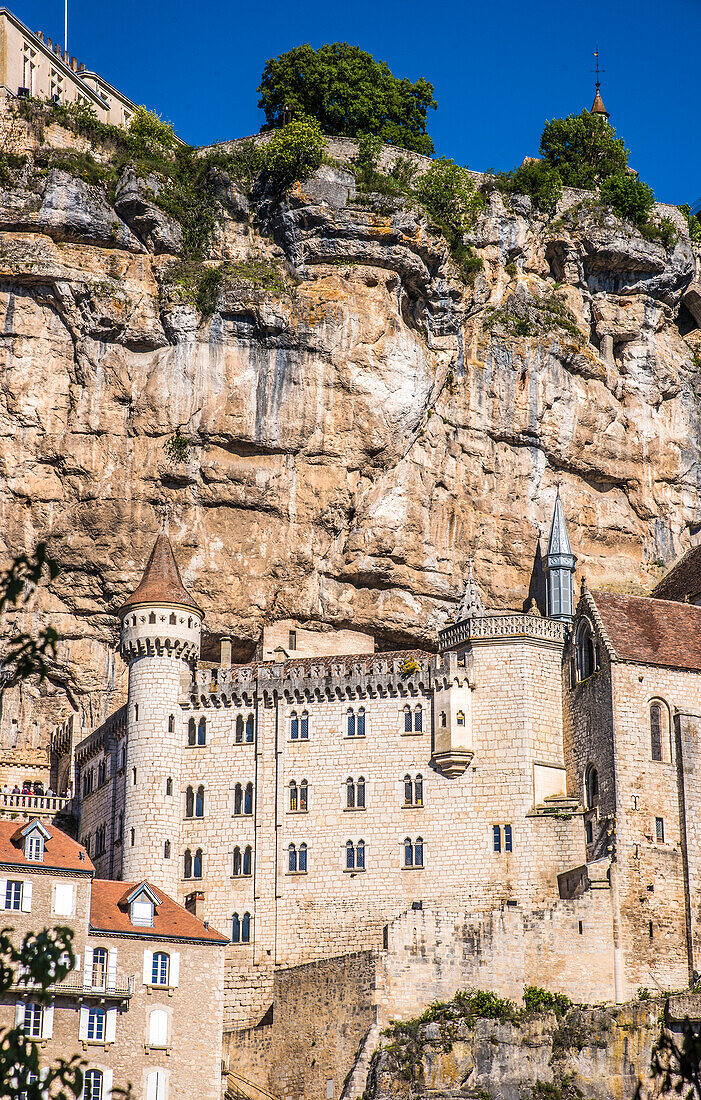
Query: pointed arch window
[[347, 709, 355, 737], [289, 780, 298, 812], [236, 716, 244, 743], [414, 705, 423, 732], [166, 777, 172, 796], [299, 779, 308, 811], [185, 786, 194, 818], [300, 711, 309, 739], [184, 849, 192, 879], [232, 911, 251, 943], [164, 840, 171, 859], [233, 847, 242, 876], [456, 711, 465, 727], [232, 912, 240, 942], [234, 784, 242, 815], [242, 911, 251, 942], [243, 845, 252, 876], [246, 714, 255, 742], [193, 848, 202, 878], [577, 622, 597, 681], [195, 785, 205, 818], [197, 717, 206, 745], [244, 783, 253, 815], [346, 777, 355, 809], [291, 712, 299, 740], [404, 705, 412, 733], [585, 764, 599, 809], [403, 837, 424, 868], [650, 700, 671, 763], [288, 842, 308, 873], [346, 839, 365, 870], [188, 718, 196, 746], [404, 774, 423, 807]]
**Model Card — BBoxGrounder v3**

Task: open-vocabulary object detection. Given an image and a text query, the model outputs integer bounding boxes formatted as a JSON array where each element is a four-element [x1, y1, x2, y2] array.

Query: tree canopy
[[257, 43, 436, 155], [539, 110, 629, 190]]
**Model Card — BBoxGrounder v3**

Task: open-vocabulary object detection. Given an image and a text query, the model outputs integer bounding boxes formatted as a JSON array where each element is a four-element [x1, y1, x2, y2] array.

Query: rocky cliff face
[[0, 107, 700, 733]]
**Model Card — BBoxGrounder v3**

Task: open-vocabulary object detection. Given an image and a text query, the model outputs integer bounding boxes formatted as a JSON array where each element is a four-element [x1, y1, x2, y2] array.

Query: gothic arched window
[[404, 705, 412, 733], [357, 707, 366, 736], [184, 849, 192, 878], [233, 847, 241, 876], [300, 711, 309, 740], [577, 622, 596, 681], [299, 779, 308, 811], [244, 782, 253, 815], [185, 786, 194, 818], [289, 780, 298, 811], [246, 714, 255, 743], [234, 783, 242, 815], [243, 845, 252, 876], [347, 709, 355, 738], [236, 716, 244, 743], [346, 777, 355, 809], [585, 764, 599, 809], [188, 718, 196, 746], [650, 700, 671, 763], [197, 717, 206, 746], [195, 785, 205, 818], [193, 848, 202, 878], [164, 840, 171, 859], [242, 912, 251, 943], [414, 705, 423, 732]]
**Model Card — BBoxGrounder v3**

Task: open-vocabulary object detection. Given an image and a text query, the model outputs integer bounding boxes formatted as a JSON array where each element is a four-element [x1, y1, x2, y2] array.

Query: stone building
[[0, 817, 227, 1099], [0, 7, 137, 126]]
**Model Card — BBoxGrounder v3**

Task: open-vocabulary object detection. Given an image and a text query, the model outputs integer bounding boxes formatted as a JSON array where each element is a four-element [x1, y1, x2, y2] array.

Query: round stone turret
[[119, 532, 203, 662]]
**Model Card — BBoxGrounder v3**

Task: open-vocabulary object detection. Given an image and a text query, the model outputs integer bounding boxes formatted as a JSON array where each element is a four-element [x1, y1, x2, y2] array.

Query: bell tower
[[544, 492, 576, 621], [118, 530, 203, 894]]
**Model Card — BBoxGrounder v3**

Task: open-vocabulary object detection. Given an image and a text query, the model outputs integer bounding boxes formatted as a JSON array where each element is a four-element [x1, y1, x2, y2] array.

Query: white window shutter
[[20, 881, 32, 913], [149, 1008, 168, 1047], [105, 1006, 117, 1043], [107, 948, 117, 990], [0, 878, 6, 908], [147, 1070, 167, 1100], [74, 953, 81, 973], [142, 949, 153, 984], [83, 946, 93, 986], [15, 1001, 24, 1027], [42, 1003, 54, 1039], [169, 952, 180, 987], [78, 1004, 89, 1041], [103, 1068, 114, 1100]]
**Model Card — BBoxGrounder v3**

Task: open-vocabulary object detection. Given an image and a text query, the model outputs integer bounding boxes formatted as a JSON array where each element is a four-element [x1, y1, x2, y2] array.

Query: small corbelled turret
[[455, 561, 485, 622], [544, 492, 576, 621], [119, 531, 203, 663]]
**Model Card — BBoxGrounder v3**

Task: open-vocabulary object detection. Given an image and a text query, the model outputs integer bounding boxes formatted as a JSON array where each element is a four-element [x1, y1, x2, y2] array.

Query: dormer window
[[21, 821, 50, 863], [127, 883, 160, 928]]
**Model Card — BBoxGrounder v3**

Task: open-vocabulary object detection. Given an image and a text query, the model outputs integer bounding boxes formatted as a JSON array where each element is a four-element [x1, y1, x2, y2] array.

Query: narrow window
[[299, 842, 307, 872], [149, 1008, 168, 1048], [234, 783, 243, 815], [404, 837, 413, 867], [117, 813, 123, 841], [493, 825, 502, 853], [148, 612, 156, 625], [84, 1070, 103, 1100], [288, 843, 297, 873], [232, 913, 241, 943], [233, 847, 241, 876], [289, 630, 297, 651], [290, 780, 298, 812], [169, 612, 177, 625], [586, 765, 599, 809], [346, 777, 355, 809], [130, 828, 135, 847], [91, 947, 107, 990], [196, 785, 205, 818], [356, 839, 365, 870], [415, 775, 423, 806], [236, 716, 244, 743], [193, 849, 203, 878], [569, 656, 577, 689], [656, 817, 665, 843], [23, 1003, 43, 1038], [347, 709, 355, 738], [134, 703, 139, 721], [168, 714, 175, 733], [188, 718, 196, 746], [585, 819, 593, 844], [300, 711, 309, 739], [164, 840, 171, 859], [243, 846, 252, 876], [244, 782, 253, 815], [197, 717, 206, 745], [166, 777, 172, 796], [579, 920, 584, 935], [300, 779, 308, 811], [414, 705, 422, 732], [242, 912, 251, 942], [650, 703, 662, 761], [87, 1006, 105, 1042], [357, 708, 366, 736], [152, 952, 169, 986], [440, 712, 447, 727], [404, 774, 413, 804], [184, 849, 192, 878], [185, 786, 194, 818], [346, 840, 355, 869], [404, 705, 412, 733], [132, 767, 137, 786], [291, 712, 299, 740], [456, 711, 465, 727], [246, 714, 255, 742], [357, 777, 366, 809], [504, 824, 513, 853]]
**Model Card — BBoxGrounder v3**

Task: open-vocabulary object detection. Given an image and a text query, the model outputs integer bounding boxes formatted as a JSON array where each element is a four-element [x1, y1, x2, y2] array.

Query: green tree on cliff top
[[257, 43, 437, 155], [539, 110, 630, 190]]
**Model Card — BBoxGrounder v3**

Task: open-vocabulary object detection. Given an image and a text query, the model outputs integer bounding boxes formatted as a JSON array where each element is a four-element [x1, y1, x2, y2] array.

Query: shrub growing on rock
[[489, 160, 563, 214], [262, 117, 326, 188], [127, 106, 176, 152], [599, 171, 655, 229], [540, 111, 629, 189], [414, 158, 484, 279]]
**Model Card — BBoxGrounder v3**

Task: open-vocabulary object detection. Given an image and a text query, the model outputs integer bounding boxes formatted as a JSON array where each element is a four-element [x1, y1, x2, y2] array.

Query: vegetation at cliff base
[[257, 43, 436, 154]]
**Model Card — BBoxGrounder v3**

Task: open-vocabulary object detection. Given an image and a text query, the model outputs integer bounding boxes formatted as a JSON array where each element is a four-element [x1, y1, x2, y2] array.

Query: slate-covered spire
[[456, 561, 486, 622], [544, 492, 576, 620]]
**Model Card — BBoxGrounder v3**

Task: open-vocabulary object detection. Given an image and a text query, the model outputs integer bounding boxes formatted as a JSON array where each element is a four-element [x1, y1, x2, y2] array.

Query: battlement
[[439, 612, 567, 652], [184, 651, 469, 707]]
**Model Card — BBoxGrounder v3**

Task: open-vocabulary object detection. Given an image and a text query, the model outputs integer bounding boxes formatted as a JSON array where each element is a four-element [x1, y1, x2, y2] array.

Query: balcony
[[0, 793, 72, 818], [14, 974, 135, 1002], [439, 613, 567, 652]]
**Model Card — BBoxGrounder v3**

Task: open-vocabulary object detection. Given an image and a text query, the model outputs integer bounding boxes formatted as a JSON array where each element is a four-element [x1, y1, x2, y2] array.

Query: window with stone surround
[[288, 842, 307, 873], [152, 952, 170, 986], [576, 621, 597, 681], [232, 911, 251, 943], [22, 43, 37, 95], [246, 714, 255, 742], [84, 1069, 103, 1100], [196, 785, 205, 817], [184, 849, 192, 878], [23, 1002, 43, 1038], [346, 707, 366, 737], [233, 845, 253, 876], [193, 849, 203, 877], [404, 774, 423, 807], [492, 825, 512, 853], [346, 777, 366, 809], [289, 780, 309, 812], [403, 837, 423, 868], [166, 777, 172, 796], [185, 786, 194, 818], [650, 700, 671, 763], [49, 68, 64, 103], [197, 717, 206, 745], [168, 714, 175, 733], [345, 839, 365, 871], [87, 1006, 105, 1042], [188, 718, 196, 746], [149, 1008, 168, 1048], [655, 817, 665, 843], [585, 765, 599, 809]]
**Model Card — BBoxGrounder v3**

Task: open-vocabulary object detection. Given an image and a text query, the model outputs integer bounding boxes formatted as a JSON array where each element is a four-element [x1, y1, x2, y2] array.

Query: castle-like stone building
[[44, 494, 701, 1065]]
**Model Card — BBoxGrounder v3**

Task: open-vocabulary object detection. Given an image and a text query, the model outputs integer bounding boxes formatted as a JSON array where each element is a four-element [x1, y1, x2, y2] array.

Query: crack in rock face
[[0, 126, 699, 734]]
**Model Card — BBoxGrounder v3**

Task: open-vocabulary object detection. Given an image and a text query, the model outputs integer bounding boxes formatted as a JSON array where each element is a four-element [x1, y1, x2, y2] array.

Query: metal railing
[[15, 973, 135, 998]]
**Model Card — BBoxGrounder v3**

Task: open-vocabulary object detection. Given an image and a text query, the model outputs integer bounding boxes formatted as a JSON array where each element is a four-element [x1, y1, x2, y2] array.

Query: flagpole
[[64, 0, 68, 54]]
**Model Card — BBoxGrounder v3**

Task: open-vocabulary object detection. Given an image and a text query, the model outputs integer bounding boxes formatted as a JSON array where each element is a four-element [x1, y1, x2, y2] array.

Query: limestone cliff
[[0, 104, 700, 734]]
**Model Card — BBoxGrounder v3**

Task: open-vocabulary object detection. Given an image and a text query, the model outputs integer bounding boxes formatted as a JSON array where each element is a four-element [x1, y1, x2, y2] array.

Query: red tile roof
[[0, 819, 94, 873], [119, 532, 203, 616], [651, 544, 701, 604], [90, 880, 228, 944], [592, 590, 701, 671]]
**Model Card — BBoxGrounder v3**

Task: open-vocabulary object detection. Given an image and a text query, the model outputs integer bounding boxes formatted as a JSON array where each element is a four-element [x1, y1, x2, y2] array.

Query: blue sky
[[14, 0, 701, 205]]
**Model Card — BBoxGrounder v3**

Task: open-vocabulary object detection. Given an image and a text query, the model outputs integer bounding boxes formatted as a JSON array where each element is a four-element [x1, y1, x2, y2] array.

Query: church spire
[[119, 531, 203, 616], [590, 50, 610, 121], [455, 560, 486, 622], [544, 492, 576, 620]]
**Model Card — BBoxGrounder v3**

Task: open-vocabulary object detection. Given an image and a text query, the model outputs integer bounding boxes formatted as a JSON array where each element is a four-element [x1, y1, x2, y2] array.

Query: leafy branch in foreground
[[0, 543, 59, 681]]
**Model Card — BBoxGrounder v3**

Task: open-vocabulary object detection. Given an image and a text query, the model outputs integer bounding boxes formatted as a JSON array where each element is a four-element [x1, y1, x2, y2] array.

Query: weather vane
[[592, 49, 605, 91]]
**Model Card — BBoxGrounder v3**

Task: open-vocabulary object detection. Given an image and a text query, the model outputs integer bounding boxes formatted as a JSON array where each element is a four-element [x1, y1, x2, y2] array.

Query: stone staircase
[[339, 1022, 381, 1100]]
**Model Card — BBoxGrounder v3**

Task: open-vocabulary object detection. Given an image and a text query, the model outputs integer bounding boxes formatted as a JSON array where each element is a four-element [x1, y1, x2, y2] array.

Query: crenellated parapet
[[439, 612, 567, 653]]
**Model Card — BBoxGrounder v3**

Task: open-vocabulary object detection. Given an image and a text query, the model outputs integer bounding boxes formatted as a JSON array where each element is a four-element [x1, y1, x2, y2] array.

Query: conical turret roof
[[119, 532, 203, 616], [547, 494, 574, 559], [590, 89, 609, 119]]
